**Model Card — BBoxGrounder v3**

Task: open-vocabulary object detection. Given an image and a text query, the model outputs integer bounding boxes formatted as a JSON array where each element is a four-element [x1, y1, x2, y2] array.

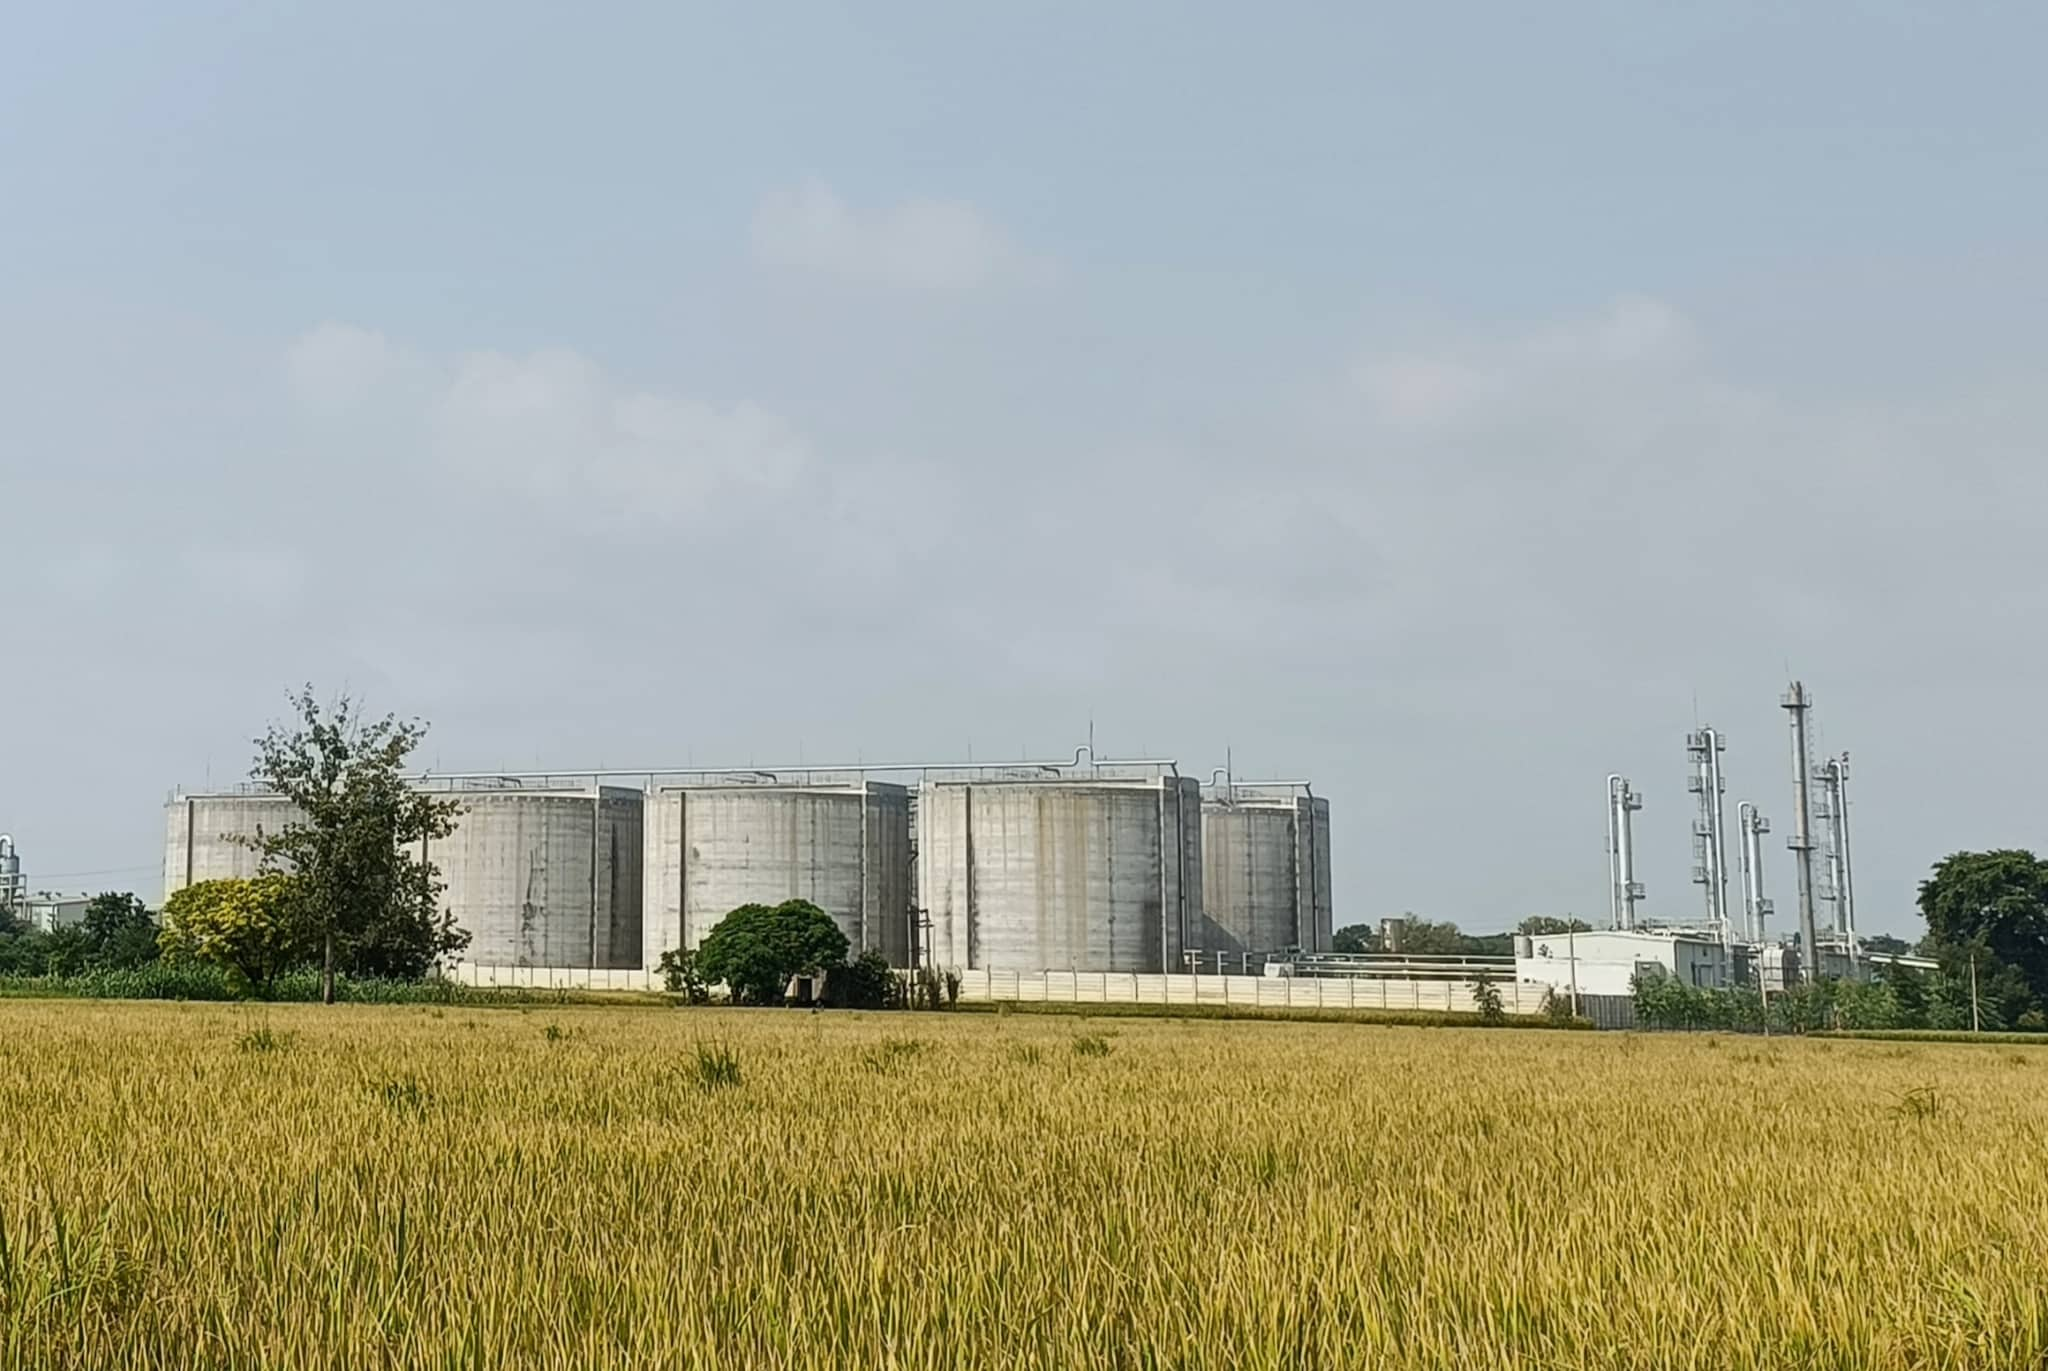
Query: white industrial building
[[17, 893, 91, 933], [1515, 929, 1734, 997]]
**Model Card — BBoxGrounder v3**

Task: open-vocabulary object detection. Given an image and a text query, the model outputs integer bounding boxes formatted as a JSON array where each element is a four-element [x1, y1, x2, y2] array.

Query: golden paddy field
[[2, 1001, 2044, 1369]]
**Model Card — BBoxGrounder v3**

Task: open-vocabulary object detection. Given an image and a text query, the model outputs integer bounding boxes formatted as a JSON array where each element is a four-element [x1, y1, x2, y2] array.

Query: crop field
[[3, 1004, 2046, 1370]]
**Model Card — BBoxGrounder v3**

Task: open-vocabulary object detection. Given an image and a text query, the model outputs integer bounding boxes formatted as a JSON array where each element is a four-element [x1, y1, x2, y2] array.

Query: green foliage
[[694, 900, 849, 1006], [0, 891, 161, 977], [1862, 933, 1915, 956], [0, 966, 618, 1005], [159, 876, 309, 994], [656, 947, 710, 1004], [831, 951, 901, 1009], [1332, 923, 1379, 954], [1917, 850, 2048, 1017], [1386, 916, 1512, 958], [247, 687, 468, 986], [1470, 971, 1507, 1026], [905, 965, 952, 1011], [81, 893, 161, 969], [691, 1041, 743, 1091], [1518, 916, 1593, 936]]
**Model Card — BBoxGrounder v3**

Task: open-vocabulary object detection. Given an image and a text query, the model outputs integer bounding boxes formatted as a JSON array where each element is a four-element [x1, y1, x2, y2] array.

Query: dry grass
[[3, 1002, 2044, 1369]]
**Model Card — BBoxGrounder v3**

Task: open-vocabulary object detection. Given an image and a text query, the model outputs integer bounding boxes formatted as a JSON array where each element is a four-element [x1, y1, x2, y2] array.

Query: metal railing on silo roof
[[406, 745, 1185, 790]]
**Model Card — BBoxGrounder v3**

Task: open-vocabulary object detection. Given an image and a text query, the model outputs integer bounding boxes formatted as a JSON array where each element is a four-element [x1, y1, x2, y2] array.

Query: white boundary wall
[[446, 962, 1547, 1014], [954, 968, 1543, 1013]]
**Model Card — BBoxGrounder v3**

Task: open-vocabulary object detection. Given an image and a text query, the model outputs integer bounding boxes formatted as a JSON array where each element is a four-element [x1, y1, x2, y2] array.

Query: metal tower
[[1817, 753, 1858, 973], [1782, 682, 1821, 982], [1736, 802, 1773, 943], [1686, 728, 1732, 948], [1606, 775, 1644, 930]]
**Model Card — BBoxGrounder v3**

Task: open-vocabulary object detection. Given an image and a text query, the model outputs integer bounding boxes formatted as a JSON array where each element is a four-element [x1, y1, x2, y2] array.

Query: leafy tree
[[1518, 916, 1592, 936], [159, 876, 308, 994], [1331, 923, 1379, 954], [1861, 933, 1914, 956], [1917, 850, 2048, 1015], [694, 900, 849, 1006], [831, 951, 900, 1010], [1876, 960, 1930, 1028], [246, 688, 467, 1002], [656, 947, 710, 1004], [81, 893, 160, 970], [1469, 970, 1506, 1026], [1389, 917, 1467, 956]]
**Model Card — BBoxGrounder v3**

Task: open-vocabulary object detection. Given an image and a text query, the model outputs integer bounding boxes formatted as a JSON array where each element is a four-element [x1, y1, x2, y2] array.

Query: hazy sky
[[5, 3, 2046, 937]]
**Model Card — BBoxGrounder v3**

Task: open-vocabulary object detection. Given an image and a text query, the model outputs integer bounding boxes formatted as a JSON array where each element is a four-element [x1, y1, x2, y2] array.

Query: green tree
[[246, 688, 467, 1002], [1917, 850, 2048, 1016], [159, 875, 308, 994], [1861, 933, 1914, 956], [1876, 959, 1930, 1028], [1331, 923, 1379, 954], [694, 900, 850, 1005], [830, 950, 900, 1009], [1469, 970, 1506, 1026], [1389, 917, 1466, 956], [1518, 916, 1592, 936], [656, 947, 710, 1004], [81, 892, 160, 970]]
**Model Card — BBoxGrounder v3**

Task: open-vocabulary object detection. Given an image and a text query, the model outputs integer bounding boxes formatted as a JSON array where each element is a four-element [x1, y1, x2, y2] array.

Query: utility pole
[[1782, 683, 1822, 984], [1970, 954, 1982, 1033]]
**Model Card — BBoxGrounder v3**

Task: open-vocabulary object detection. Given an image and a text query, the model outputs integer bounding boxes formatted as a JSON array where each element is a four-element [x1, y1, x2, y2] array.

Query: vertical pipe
[[1703, 733, 1720, 946], [1606, 775, 1624, 931], [858, 784, 870, 956], [1837, 756, 1857, 973], [1784, 682, 1821, 983], [1618, 779, 1641, 930], [1738, 803, 1772, 945], [1736, 801, 1759, 945]]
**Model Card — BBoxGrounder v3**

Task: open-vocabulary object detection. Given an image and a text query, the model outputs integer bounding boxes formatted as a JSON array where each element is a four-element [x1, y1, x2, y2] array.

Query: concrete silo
[[1199, 783, 1332, 958], [427, 785, 644, 969], [642, 779, 912, 970], [163, 792, 303, 903], [916, 773, 1201, 974]]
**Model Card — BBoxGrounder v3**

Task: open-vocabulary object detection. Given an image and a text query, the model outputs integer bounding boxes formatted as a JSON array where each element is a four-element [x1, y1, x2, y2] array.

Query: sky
[[4, 2, 2047, 938]]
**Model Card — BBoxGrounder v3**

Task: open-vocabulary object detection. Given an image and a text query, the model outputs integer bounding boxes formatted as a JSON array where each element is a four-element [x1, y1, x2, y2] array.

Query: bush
[[1470, 972, 1506, 1027], [656, 947, 710, 1004], [696, 901, 849, 1006], [831, 951, 900, 1010]]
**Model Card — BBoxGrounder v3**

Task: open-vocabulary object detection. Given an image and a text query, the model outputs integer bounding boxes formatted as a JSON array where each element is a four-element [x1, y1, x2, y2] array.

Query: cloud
[[750, 179, 1024, 289], [434, 348, 808, 527], [282, 327, 811, 531], [284, 324, 413, 416]]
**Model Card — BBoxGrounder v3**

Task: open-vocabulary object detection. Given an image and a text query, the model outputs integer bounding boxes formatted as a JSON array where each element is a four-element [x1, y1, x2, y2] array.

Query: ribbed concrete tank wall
[[917, 777, 1201, 973], [642, 783, 912, 970], [428, 787, 643, 969], [163, 794, 303, 903], [1200, 791, 1333, 956]]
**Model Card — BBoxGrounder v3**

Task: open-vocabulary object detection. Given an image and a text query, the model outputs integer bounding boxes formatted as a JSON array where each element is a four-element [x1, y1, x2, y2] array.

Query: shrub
[[692, 1041, 743, 1092], [696, 901, 849, 1006]]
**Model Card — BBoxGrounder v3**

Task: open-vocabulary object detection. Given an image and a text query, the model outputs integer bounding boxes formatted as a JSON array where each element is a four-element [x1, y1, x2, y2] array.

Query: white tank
[[1200, 785, 1332, 956], [163, 793, 303, 902], [642, 780, 912, 969], [916, 775, 1201, 973], [429, 785, 643, 969]]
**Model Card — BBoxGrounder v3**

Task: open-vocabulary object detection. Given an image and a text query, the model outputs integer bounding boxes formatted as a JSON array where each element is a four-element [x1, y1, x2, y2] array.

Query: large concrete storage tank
[[427, 784, 644, 969], [1200, 784, 1333, 957], [642, 780, 912, 969], [917, 774, 1201, 973], [163, 792, 303, 903]]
